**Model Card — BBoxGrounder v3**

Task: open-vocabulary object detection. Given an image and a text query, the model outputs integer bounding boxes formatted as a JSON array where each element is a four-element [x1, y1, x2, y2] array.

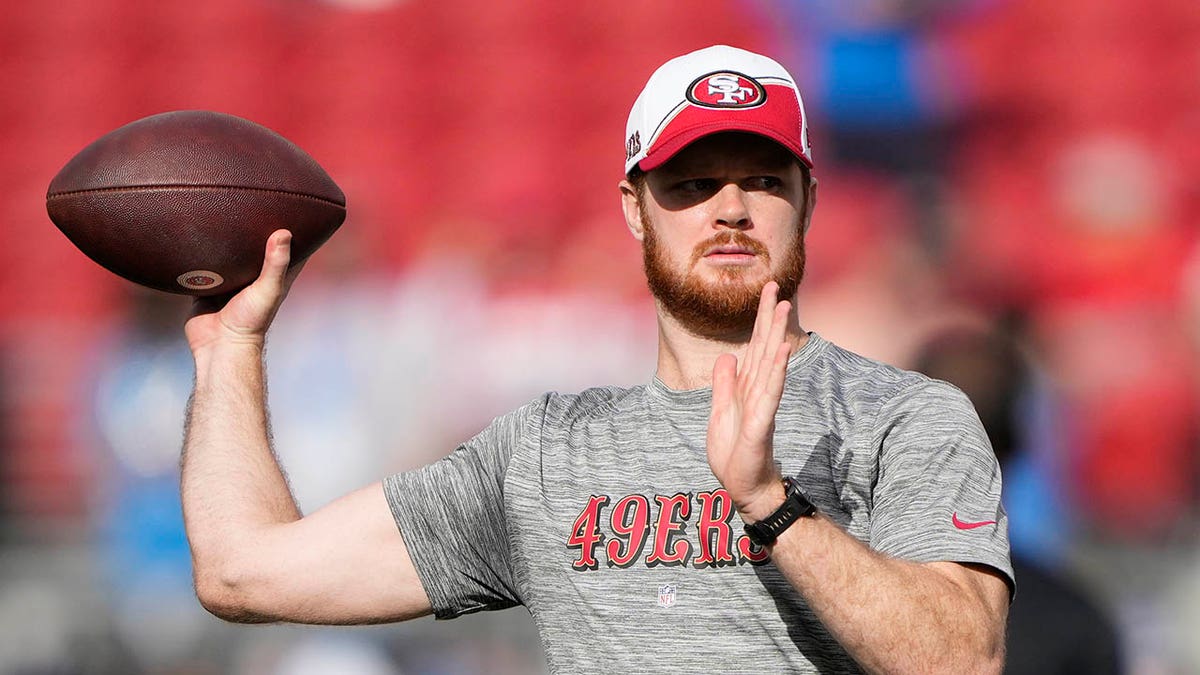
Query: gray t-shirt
[[384, 333, 1013, 673]]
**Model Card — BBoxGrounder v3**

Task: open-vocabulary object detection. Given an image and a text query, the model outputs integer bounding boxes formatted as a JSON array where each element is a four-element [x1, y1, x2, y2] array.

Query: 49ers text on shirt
[[566, 489, 771, 571]]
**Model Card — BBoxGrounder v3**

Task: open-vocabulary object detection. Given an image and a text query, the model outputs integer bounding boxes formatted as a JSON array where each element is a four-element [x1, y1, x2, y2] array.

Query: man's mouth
[[690, 233, 769, 268], [702, 243, 759, 265], [705, 244, 756, 257]]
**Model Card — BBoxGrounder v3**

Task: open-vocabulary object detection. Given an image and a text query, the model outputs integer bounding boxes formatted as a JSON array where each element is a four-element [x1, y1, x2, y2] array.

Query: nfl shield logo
[[657, 584, 677, 608]]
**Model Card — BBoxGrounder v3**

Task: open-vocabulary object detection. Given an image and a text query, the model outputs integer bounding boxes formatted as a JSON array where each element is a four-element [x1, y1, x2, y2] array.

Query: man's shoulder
[[539, 384, 646, 427], [804, 334, 971, 414], [805, 334, 925, 395]]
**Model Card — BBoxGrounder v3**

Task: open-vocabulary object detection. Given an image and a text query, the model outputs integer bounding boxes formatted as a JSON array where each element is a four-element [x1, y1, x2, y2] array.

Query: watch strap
[[743, 477, 816, 547]]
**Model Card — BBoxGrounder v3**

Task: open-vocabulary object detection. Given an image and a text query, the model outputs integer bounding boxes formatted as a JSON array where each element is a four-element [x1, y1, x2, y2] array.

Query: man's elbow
[[957, 613, 1006, 675], [938, 563, 1010, 675], [193, 562, 275, 624], [916, 636, 1002, 675], [972, 642, 1005, 675], [984, 626, 1008, 675]]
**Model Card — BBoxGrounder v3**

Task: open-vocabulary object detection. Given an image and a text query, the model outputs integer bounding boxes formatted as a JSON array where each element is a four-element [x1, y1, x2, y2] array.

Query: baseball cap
[[624, 45, 813, 176]]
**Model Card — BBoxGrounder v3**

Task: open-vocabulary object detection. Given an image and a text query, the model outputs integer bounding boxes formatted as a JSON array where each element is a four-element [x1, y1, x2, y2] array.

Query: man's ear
[[619, 179, 645, 242], [801, 176, 819, 235]]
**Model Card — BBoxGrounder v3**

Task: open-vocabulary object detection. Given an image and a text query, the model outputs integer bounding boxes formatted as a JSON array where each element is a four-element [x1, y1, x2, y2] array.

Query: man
[[182, 45, 1012, 673]]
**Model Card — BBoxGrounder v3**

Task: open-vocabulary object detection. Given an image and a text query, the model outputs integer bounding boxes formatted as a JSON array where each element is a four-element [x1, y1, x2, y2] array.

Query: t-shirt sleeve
[[382, 395, 549, 619], [867, 378, 1015, 595]]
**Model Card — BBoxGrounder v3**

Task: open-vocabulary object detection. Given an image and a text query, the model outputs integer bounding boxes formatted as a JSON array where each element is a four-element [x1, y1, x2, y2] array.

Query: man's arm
[[182, 230, 432, 624], [707, 282, 1008, 674], [745, 490, 1008, 674]]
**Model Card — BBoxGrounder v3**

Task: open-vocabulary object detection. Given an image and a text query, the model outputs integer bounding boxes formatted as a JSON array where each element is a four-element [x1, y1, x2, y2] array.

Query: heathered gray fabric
[[384, 333, 1013, 673]]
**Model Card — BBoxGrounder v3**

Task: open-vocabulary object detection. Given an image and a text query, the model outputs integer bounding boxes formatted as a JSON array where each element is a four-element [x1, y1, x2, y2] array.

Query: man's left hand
[[707, 281, 793, 523]]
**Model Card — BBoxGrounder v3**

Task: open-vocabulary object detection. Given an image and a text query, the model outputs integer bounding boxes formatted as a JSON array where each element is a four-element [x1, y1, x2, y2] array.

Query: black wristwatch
[[743, 476, 816, 547]]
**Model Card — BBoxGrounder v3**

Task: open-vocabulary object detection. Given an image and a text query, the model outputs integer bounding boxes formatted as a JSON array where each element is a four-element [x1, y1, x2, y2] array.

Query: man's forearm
[[182, 343, 301, 581], [767, 514, 1006, 675]]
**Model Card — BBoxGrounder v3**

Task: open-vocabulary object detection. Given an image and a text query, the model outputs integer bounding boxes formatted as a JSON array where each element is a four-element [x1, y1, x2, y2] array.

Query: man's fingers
[[744, 282, 778, 378], [184, 229, 300, 349], [711, 353, 739, 410], [754, 300, 790, 389], [236, 229, 295, 319], [764, 340, 791, 405], [258, 230, 293, 292]]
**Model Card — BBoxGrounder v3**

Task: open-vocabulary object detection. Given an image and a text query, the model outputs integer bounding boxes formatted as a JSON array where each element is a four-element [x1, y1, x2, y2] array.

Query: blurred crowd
[[1, 0, 1198, 672]]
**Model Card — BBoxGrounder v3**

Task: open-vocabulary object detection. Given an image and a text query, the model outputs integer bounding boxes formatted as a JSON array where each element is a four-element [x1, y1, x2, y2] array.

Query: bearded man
[[181, 45, 1012, 674]]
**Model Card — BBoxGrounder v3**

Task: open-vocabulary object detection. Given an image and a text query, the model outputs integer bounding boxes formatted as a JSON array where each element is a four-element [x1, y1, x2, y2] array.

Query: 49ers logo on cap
[[686, 71, 766, 109]]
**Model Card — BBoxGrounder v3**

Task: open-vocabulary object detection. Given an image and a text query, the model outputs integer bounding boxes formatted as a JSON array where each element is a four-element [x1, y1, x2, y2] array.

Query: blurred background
[[2, 0, 1198, 672]]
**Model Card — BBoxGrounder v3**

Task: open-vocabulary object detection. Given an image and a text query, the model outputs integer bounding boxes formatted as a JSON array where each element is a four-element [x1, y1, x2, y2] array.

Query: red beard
[[641, 214, 805, 339]]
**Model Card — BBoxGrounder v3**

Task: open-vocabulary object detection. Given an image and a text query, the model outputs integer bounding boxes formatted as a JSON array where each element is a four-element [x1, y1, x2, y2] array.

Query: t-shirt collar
[[646, 332, 827, 411]]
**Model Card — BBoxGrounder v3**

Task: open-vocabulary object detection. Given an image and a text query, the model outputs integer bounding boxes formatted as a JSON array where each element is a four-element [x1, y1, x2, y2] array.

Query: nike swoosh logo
[[952, 513, 997, 530]]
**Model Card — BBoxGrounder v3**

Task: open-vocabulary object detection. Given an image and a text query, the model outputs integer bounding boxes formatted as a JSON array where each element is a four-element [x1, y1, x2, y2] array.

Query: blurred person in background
[[179, 45, 1011, 673], [915, 322, 1123, 675]]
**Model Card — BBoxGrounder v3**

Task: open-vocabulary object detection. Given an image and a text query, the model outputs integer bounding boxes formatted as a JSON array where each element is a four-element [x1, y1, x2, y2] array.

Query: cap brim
[[637, 120, 813, 173]]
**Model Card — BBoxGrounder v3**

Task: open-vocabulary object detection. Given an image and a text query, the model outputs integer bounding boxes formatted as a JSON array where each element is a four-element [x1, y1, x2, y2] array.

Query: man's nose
[[713, 182, 751, 230]]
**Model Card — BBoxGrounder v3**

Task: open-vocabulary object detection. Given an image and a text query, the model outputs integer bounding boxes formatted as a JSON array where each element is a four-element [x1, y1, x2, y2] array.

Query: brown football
[[46, 110, 346, 296]]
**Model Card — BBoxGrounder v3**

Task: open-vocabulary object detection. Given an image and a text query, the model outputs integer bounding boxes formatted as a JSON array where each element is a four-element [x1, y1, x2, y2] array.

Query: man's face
[[622, 132, 815, 339]]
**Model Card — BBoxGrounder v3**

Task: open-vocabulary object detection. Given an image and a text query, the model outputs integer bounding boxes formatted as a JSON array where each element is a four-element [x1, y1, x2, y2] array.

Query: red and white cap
[[624, 45, 813, 175]]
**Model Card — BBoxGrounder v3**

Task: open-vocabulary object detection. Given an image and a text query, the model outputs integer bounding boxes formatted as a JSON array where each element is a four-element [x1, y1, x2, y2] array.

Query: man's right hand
[[184, 229, 304, 356]]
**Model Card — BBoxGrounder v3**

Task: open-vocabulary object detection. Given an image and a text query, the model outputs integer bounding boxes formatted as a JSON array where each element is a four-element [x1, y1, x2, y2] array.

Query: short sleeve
[[868, 379, 1015, 595], [383, 395, 549, 619]]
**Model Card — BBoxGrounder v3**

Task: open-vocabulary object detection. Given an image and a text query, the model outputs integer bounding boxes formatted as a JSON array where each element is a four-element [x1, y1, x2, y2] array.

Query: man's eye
[[678, 178, 719, 193], [746, 176, 782, 190]]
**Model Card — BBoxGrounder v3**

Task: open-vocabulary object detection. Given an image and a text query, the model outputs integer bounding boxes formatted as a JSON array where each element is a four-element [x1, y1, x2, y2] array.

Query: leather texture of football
[[46, 110, 346, 296]]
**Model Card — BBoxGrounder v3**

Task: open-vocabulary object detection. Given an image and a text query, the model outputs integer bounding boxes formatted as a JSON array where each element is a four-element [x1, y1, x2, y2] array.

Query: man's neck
[[653, 302, 808, 390]]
